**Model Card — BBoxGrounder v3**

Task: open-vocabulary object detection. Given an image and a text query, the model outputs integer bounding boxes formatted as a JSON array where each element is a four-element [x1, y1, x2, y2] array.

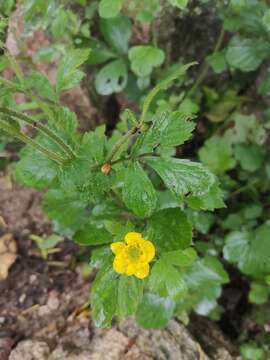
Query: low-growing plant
[[1, 0, 270, 356]]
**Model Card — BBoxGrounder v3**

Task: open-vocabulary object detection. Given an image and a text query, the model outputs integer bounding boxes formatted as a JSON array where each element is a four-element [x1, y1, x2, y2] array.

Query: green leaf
[[90, 247, 112, 268], [186, 256, 229, 288], [199, 135, 236, 175], [136, 293, 175, 329], [187, 211, 215, 235], [149, 258, 187, 300], [187, 182, 225, 211], [79, 126, 106, 163], [51, 8, 68, 40], [99, 0, 123, 19], [133, 111, 195, 155], [168, 0, 189, 9], [122, 161, 157, 217], [226, 36, 270, 72], [95, 59, 127, 95], [117, 276, 143, 318], [177, 256, 228, 316], [42, 189, 88, 232], [26, 71, 57, 101], [240, 342, 265, 360], [16, 146, 57, 189], [145, 157, 215, 198], [262, 9, 270, 31], [87, 39, 117, 65], [249, 282, 269, 305], [147, 208, 192, 252], [56, 48, 90, 93], [207, 51, 227, 74], [91, 265, 118, 327], [128, 46, 165, 77], [234, 143, 265, 172], [224, 225, 270, 278], [100, 15, 131, 54], [163, 248, 197, 267], [74, 223, 110, 246]]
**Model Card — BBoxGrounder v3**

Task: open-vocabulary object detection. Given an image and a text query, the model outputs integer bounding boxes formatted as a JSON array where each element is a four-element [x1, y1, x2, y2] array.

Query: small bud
[[101, 163, 111, 174]]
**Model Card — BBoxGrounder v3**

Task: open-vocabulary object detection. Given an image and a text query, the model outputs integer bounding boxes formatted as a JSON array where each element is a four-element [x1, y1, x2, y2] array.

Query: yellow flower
[[111, 232, 155, 279]]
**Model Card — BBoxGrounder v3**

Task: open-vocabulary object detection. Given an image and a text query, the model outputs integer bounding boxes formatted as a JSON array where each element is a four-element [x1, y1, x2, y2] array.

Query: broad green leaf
[[95, 59, 127, 95], [223, 231, 249, 264], [42, 189, 88, 232], [122, 161, 157, 217], [147, 208, 192, 252], [224, 2, 266, 35], [90, 247, 112, 268], [168, 0, 189, 9], [79, 126, 106, 163], [56, 49, 90, 93], [163, 248, 197, 267], [133, 111, 195, 155], [176, 256, 228, 316], [99, 0, 123, 19], [226, 37, 270, 72], [249, 282, 269, 305], [91, 265, 118, 327], [187, 211, 215, 235], [207, 51, 227, 74], [145, 157, 215, 198], [128, 46, 165, 77], [224, 225, 270, 278], [199, 135, 236, 175], [104, 220, 135, 241], [26, 71, 57, 101], [16, 141, 58, 189], [51, 8, 68, 39], [186, 182, 225, 211], [240, 343, 265, 360], [100, 15, 131, 54], [158, 111, 195, 149], [234, 143, 265, 172], [87, 39, 117, 65], [185, 257, 229, 288], [149, 258, 187, 300], [74, 223, 110, 246], [117, 276, 143, 318], [262, 9, 270, 31], [136, 293, 175, 329]]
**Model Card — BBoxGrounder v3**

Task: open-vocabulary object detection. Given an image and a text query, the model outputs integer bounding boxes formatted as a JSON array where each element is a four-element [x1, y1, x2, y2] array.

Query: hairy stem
[[0, 118, 65, 165], [0, 107, 76, 159], [105, 125, 139, 164]]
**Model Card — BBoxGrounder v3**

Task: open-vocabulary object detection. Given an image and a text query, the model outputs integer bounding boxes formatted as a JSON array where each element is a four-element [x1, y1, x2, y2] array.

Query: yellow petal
[[126, 263, 136, 276], [125, 232, 142, 245], [113, 255, 127, 274], [142, 240, 155, 262], [135, 263, 150, 279], [111, 242, 125, 255]]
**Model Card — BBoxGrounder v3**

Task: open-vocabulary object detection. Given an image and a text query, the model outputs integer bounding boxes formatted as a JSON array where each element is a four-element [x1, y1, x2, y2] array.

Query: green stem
[[0, 107, 76, 159], [187, 27, 225, 97], [105, 125, 139, 164], [0, 119, 65, 165]]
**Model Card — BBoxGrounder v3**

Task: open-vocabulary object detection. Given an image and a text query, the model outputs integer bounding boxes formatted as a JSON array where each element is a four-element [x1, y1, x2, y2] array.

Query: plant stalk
[[0, 107, 76, 159], [0, 118, 65, 165]]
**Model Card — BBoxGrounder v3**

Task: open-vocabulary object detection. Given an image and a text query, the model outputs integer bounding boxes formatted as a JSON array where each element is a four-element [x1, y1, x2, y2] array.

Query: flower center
[[127, 245, 141, 261]]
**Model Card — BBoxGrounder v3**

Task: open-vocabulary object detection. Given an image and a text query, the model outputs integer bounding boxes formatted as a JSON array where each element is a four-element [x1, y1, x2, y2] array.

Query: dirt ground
[[0, 172, 242, 360]]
